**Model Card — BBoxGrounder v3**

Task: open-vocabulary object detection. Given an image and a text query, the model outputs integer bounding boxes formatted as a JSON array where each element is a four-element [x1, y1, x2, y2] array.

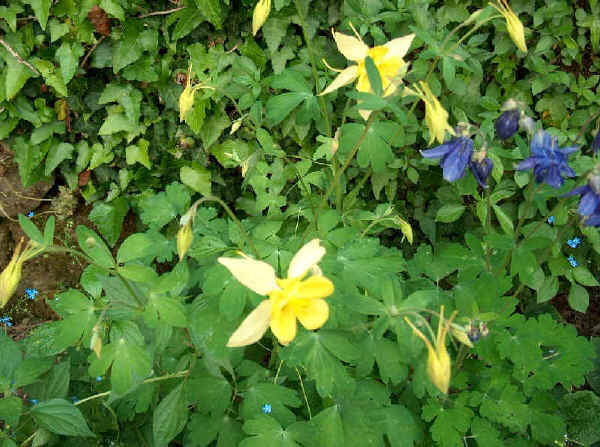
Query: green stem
[[484, 189, 493, 272], [293, 0, 331, 137], [299, 112, 379, 244]]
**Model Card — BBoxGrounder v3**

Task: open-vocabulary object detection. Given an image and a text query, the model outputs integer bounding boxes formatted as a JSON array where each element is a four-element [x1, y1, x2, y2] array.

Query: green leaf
[[4, 56, 34, 99], [180, 165, 211, 195], [55, 42, 82, 84], [0, 397, 23, 427], [241, 383, 301, 427], [89, 198, 129, 247], [31, 399, 95, 437], [194, 0, 222, 29], [45, 142, 74, 175], [118, 263, 158, 283], [13, 358, 53, 387], [100, 0, 125, 20], [113, 21, 144, 72], [187, 376, 232, 416], [172, 8, 206, 41], [375, 338, 408, 385], [148, 295, 188, 327], [422, 399, 473, 447], [19, 213, 44, 244], [559, 391, 600, 446], [240, 415, 302, 447], [28, 0, 52, 30], [572, 266, 599, 287], [310, 406, 344, 447], [76, 226, 115, 268], [568, 283, 589, 312], [32, 58, 67, 97], [31, 121, 65, 145], [492, 204, 514, 235], [126, 139, 151, 169], [110, 338, 153, 396], [153, 383, 188, 447], [364, 56, 383, 96], [435, 203, 465, 223], [536, 275, 558, 303], [372, 405, 420, 447], [266, 93, 308, 126]]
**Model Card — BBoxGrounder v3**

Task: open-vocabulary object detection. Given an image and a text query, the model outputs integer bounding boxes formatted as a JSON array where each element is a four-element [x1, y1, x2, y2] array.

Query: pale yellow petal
[[333, 31, 369, 61], [319, 66, 358, 96], [218, 256, 279, 295], [227, 300, 272, 347], [270, 305, 297, 345], [294, 298, 329, 330], [383, 34, 415, 60], [252, 0, 271, 36], [296, 276, 334, 300], [358, 109, 372, 121], [288, 239, 326, 279]]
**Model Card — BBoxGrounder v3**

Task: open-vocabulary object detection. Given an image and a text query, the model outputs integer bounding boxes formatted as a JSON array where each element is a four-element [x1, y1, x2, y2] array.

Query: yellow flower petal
[[491, 0, 527, 53], [270, 304, 297, 345], [227, 299, 272, 347], [218, 256, 280, 296], [293, 298, 329, 330], [288, 238, 326, 279], [295, 276, 334, 300], [383, 34, 415, 60], [333, 31, 369, 62], [252, 0, 272, 36], [319, 65, 359, 96]]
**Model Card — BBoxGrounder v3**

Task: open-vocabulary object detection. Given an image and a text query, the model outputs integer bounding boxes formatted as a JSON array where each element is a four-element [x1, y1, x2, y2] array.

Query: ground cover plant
[[1, 0, 600, 445]]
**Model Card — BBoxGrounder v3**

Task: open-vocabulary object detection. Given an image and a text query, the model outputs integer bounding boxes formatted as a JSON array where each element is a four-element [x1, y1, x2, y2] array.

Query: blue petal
[[421, 142, 455, 159], [578, 190, 600, 216], [515, 157, 537, 171], [530, 130, 551, 156], [563, 185, 589, 198], [544, 165, 564, 189], [560, 145, 579, 156], [441, 140, 473, 182]]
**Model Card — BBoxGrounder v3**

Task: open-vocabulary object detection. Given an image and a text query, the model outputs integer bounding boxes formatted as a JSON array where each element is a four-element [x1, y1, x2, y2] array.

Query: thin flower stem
[[300, 112, 379, 245], [485, 188, 493, 272], [293, 0, 331, 137], [273, 359, 284, 384], [295, 367, 312, 420], [574, 110, 600, 146], [74, 370, 190, 407]]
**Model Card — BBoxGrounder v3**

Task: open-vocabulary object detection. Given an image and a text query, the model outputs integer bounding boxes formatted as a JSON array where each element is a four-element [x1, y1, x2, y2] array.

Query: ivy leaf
[[126, 139, 151, 169], [45, 142, 74, 175], [194, 0, 222, 29], [31, 399, 95, 437], [4, 56, 34, 99], [55, 42, 83, 84], [113, 21, 144, 72]]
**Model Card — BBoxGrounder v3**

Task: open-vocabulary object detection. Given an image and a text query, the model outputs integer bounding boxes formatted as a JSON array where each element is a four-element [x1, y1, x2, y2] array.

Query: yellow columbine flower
[[178, 64, 214, 122], [252, 0, 271, 36], [409, 81, 455, 145], [218, 239, 334, 347], [0, 238, 43, 309], [404, 306, 456, 394], [491, 0, 527, 53], [320, 24, 415, 97]]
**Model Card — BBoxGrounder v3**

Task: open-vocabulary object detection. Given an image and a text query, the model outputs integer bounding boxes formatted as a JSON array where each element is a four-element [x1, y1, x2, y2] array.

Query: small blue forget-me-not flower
[[516, 130, 578, 189], [30, 399, 38, 405], [567, 237, 581, 248], [567, 255, 578, 267], [96, 376, 103, 382], [547, 216, 555, 224], [26, 211, 34, 218], [25, 288, 38, 300], [261, 403, 272, 414], [0, 316, 12, 327]]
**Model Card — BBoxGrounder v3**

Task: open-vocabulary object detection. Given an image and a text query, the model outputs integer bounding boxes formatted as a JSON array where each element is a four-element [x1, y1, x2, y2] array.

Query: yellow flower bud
[[90, 326, 102, 359], [405, 306, 456, 394], [178, 64, 214, 122], [252, 0, 272, 36], [491, 0, 527, 53], [177, 221, 194, 261], [0, 240, 26, 309]]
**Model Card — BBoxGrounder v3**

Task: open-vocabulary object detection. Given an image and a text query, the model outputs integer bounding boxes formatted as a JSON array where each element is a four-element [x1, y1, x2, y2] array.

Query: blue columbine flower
[[496, 109, 520, 140], [516, 130, 578, 189], [26, 211, 34, 218], [261, 403, 272, 414], [567, 237, 581, 248], [469, 153, 494, 187], [567, 255, 578, 267], [25, 288, 38, 300], [564, 174, 600, 226], [547, 216, 555, 224], [421, 137, 474, 182]]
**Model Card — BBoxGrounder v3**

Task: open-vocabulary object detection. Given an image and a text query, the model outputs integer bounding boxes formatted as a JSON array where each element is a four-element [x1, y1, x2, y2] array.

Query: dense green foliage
[[1, 0, 600, 446]]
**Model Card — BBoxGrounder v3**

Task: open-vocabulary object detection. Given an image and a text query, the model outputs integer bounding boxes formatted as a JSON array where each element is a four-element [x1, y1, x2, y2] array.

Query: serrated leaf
[[194, 0, 222, 29], [89, 198, 129, 247], [28, 0, 51, 30], [266, 92, 307, 126], [31, 399, 95, 437], [180, 165, 211, 195], [435, 203, 465, 223], [45, 142, 74, 176], [153, 383, 188, 447]]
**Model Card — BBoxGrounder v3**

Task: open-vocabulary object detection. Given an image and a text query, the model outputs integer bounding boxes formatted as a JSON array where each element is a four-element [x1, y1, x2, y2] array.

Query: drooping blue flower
[[567, 237, 581, 248], [564, 174, 600, 226], [25, 288, 38, 300], [547, 216, 555, 224], [592, 132, 600, 155], [26, 211, 34, 218], [421, 137, 474, 182], [515, 130, 578, 189], [496, 109, 520, 140], [261, 403, 272, 414], [469, 155, 494, 187]]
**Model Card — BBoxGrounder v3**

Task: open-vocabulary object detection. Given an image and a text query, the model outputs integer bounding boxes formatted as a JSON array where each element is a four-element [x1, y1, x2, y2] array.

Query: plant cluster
[[1, 0, 600, 446]]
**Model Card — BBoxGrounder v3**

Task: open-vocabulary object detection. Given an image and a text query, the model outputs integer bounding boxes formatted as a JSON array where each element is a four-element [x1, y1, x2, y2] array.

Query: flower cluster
[[219, 239, 334, 346]]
